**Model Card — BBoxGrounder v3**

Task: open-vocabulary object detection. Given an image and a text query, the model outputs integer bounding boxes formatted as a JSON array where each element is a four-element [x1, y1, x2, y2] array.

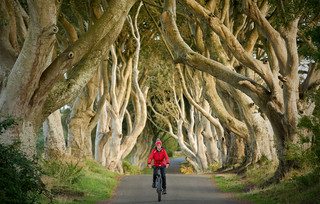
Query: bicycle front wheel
[[156, 177, 162, 201]]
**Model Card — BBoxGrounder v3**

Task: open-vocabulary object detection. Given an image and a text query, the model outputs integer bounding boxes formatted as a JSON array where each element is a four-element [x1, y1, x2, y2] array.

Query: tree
[[0, 0, 138, 156], [92, 2, 150, 173], [160, 0, 320, 181], [145, 0, 276, 170]]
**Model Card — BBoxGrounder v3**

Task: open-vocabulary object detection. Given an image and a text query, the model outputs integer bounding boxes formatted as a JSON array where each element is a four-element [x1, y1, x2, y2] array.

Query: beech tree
[[160, 0, 320, 181], [145, 0, 276, 169], [178, 13, 277, 166], [176, 65, 225, 168], [0, 0, 138, 156], [148, 66, 211, 172], [92, 2, 150, 173]]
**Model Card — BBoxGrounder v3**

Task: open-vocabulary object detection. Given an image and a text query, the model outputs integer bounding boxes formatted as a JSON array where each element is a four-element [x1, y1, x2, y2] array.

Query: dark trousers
[[153, 167, 166, 189]]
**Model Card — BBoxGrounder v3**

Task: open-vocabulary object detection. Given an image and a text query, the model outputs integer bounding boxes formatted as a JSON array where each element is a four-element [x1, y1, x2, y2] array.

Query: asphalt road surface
[[104, 157, 239, 204]]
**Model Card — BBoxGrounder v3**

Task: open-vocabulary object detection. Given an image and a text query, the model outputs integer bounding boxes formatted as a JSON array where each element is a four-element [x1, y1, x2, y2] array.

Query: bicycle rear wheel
[[156, 177, 161, 201]]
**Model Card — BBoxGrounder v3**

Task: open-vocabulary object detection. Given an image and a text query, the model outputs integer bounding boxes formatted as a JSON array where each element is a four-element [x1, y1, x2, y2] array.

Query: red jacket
[[148, 148, 170, 167]]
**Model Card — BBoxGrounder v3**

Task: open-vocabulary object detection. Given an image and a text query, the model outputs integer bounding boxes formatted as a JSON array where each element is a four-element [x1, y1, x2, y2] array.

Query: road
[[102, 157, 240, 204], [166, 156, 185, 174]]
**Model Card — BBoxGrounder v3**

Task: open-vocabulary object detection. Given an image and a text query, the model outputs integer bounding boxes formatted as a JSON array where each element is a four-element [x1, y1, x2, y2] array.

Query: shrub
[[0, 142, 50, 203], [298, 89, 320, 168], [0, 117, 50, 203], [181, 164, 195, 174], [293, 168, 320, 188], [209, 163, 220, 172], [287, 89, 320, 187]]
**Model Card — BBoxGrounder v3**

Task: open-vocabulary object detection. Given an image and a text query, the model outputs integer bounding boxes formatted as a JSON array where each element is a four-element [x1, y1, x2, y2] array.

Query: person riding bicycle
[[148, 138, 170, 194]]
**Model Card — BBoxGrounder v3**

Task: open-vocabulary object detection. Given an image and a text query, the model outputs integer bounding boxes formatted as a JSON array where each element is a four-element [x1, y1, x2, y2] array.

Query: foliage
[[293, 89, 320, 188], [158, 133, 179, 157], [0, 115, 21, 134], [299, 25, 320, 61], [208, 163, 220, 172], [170, 151, 184, 159], [122, 160, 141, 175], [0, 142, 51, 203], [0, 117, 50, 203], [286, 89, 320, 186], [269, 0, 320, 27], [180, 164, 195, 174], [293, 168, 320, 189], [42, 159, 83, 186]]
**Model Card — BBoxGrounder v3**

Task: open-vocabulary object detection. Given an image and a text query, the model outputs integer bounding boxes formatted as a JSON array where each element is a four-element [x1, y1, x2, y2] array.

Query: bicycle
[[153, 166, 164, 202]]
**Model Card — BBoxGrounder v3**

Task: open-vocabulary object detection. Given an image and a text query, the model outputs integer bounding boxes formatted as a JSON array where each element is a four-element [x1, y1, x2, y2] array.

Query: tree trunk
[[105, 117, 123, 173], [176, 119, 201, 173], [224, 82, 277, 164], [131, 121, 155, 170], [103, 3, 148, 172], [43, 110, 67, 159], [202, 113, 219, 165], [0, 0, 57, 156], [67, 71, 99, 158], [94, 102, 111, 165]]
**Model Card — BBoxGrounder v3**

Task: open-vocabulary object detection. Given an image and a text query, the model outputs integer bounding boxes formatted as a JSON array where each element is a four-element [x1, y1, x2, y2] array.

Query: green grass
[[42, 159, 118, 204], [71, 159, 118, 203], [212, 163, 320, 204], [244, 161, 277, 187], [213, 174, 245, 192], [236, 179, 320, 204]]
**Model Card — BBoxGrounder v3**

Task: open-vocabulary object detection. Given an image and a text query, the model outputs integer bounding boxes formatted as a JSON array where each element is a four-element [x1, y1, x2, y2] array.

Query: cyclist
[[148, 138, 170, 194]]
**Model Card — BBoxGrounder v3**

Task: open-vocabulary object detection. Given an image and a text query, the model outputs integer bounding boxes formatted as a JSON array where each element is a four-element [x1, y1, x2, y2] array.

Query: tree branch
[[176, 64, 227, 140], [160, 1, 271, 110]]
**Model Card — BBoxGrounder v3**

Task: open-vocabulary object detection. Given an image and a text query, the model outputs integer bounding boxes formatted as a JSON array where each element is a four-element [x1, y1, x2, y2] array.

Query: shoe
[[162, 189, 167, 194], [152, 183, 156, 188]]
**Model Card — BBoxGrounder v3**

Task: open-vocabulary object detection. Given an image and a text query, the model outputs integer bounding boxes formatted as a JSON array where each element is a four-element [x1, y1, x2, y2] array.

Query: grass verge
[[41, 158, 118, 204], [212, 162, 320, 204], [236, 180, 320, 204], [213, 174, 245, 192]]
